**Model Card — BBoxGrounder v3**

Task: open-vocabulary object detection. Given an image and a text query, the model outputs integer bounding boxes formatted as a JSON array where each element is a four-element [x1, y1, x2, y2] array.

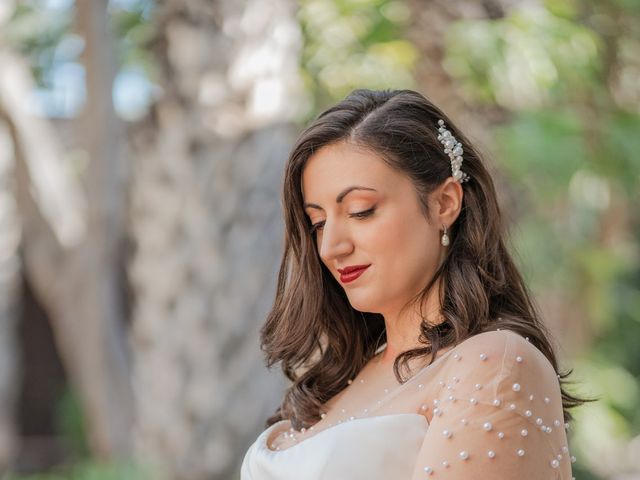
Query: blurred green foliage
[[439, 1, 640, 478], [54, 388, 89, 459], [4, 461, 153, 480], [297, 0, 417, 120]]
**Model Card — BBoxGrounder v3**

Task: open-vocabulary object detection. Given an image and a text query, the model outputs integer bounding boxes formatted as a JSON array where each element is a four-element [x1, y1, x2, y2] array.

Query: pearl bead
[[508, 403, 516, 410], [544, 397, 551, 404], [492, 399, 501, 407], [359, 379, 364, 383], [453, 376, 460, 383], [349, 416, 355, 421], [562, 446, 569, 453], [516, 355, 523, 363], [439, 380, 445, 386], [480, 353, 487, 361], [418, 384, 424, 389], [557, 454, 563, 461], [347, 379, 353, 384], [529, 394, 534, 401], [488, 450, 496, 458], [443, 429, 452, 438], [536, 418, 543, 425], [459, 451, 469, 460], [423, 466, 433, 475], [341, 408, 346, 413], [470, 398, 477, 405], [442, 460, 449, 468], [461, 418, 468, 425], [475, 383, 482, 390], [517, 449, 525, 456], [483, 422, 493, 431], [512, 383, 521, 392], [551, 459, 560, 468], [571, 455, 576, 463], [384, 388, 389, 393], [554, 419, 561, 427], [434, 408, 442, 416], [453, 353, 460, 360], [521, 429, 528, 437], [498, 431, 505, 439], [420, 404, 428, 411], [321, 413, 326, 419], [524, 410, 532, 417]]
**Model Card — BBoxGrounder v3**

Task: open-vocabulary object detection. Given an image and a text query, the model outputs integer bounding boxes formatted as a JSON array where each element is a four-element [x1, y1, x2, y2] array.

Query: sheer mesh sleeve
[[410, 330, 573, 479]]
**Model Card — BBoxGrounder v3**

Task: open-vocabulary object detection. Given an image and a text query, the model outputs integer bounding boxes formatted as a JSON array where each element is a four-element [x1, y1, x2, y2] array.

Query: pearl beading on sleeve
[[411, 331, 575, 478]]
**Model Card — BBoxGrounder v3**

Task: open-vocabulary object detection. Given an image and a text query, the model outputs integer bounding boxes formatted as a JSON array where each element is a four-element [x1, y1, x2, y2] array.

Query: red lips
[[337, 264, 370, 283], [337, 265, 370, 274]]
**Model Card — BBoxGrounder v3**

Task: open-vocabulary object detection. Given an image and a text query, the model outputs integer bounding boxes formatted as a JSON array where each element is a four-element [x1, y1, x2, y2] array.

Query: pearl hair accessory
[[437, 119, 471, 183]]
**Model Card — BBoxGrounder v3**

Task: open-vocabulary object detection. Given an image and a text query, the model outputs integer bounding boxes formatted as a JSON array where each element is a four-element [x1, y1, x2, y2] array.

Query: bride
[[241, 88, 584, 479]]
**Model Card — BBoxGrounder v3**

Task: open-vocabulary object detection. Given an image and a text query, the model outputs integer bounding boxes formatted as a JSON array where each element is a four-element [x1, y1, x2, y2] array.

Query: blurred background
[[0, 0, 638, 478]]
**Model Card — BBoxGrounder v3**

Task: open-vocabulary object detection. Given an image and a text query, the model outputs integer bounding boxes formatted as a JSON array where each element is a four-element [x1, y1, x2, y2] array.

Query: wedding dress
[[241, 329, 574, 479]]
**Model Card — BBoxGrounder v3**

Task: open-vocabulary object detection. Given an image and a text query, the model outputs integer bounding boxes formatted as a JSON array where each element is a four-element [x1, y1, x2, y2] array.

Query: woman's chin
[[346, 294, 382, 314]]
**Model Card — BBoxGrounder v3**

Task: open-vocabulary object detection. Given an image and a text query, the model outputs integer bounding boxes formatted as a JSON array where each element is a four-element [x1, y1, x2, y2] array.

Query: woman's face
[[301, 140, 445, 316]]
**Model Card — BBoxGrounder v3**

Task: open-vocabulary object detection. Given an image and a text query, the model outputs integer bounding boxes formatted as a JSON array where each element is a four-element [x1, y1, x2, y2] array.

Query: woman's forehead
[[301, 143, 400, 197]]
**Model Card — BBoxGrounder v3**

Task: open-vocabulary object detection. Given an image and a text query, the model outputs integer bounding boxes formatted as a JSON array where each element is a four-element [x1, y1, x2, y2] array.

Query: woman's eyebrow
[[303, 186, 377, 210]]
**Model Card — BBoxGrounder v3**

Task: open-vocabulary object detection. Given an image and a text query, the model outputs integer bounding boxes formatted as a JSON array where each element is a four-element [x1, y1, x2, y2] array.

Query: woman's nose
[[319, 221, 353, 262]]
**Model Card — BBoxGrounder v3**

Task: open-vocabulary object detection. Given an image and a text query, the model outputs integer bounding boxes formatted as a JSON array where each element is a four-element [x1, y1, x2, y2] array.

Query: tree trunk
[[128, 1, 304, 478], [0, 116, 21, 471], [0, 0, 133, 458]]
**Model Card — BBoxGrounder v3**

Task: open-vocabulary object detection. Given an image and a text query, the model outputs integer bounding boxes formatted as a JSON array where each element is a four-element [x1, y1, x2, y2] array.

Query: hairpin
[[437, 119, 471, 183]]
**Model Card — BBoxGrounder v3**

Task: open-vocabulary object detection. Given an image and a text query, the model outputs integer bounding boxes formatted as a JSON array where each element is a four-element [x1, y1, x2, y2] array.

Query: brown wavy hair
[[260, 88, 587, 431]]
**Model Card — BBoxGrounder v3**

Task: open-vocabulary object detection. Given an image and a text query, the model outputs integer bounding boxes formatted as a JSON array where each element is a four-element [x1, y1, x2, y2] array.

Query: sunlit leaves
[[446, 8, 601, 108], [297, 0, 417, 115]]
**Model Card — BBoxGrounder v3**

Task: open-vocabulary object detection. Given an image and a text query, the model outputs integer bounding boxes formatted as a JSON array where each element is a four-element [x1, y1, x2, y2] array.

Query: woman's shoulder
[[435, 328, 560, 397], [450, 328, 548, 365]]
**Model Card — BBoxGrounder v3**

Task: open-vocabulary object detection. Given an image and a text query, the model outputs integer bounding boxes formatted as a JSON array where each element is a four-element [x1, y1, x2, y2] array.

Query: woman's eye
[[309, 207, 376, 234], [349, 207, 375, 219], [310, 221, 325, 233]]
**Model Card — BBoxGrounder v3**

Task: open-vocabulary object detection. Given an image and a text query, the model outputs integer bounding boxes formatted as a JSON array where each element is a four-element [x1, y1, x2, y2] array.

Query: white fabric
[[241, 330, 574, 479]]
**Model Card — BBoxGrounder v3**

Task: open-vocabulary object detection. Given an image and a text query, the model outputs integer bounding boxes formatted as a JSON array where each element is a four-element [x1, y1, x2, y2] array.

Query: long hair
[[260, 88, 586, 431]]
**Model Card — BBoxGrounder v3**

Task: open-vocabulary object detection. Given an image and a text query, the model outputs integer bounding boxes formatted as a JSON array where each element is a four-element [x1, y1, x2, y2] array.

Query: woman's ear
[[435, 178, 463, 226]]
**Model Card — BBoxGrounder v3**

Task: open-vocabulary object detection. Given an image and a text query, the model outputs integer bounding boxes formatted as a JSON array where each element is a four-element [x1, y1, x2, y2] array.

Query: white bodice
[[241, 413, 428, 480]]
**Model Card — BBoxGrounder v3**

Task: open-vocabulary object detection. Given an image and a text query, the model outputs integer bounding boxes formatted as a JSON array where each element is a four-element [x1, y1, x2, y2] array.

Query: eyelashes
[[309, 206, 376, 234]]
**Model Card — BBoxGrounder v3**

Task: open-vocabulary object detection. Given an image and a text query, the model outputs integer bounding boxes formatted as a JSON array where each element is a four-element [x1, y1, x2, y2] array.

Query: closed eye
[[309, 206, 376, 234]]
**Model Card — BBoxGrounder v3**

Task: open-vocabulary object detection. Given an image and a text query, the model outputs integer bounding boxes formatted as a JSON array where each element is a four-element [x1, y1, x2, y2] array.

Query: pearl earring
[[441, 224, 450, 246]]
